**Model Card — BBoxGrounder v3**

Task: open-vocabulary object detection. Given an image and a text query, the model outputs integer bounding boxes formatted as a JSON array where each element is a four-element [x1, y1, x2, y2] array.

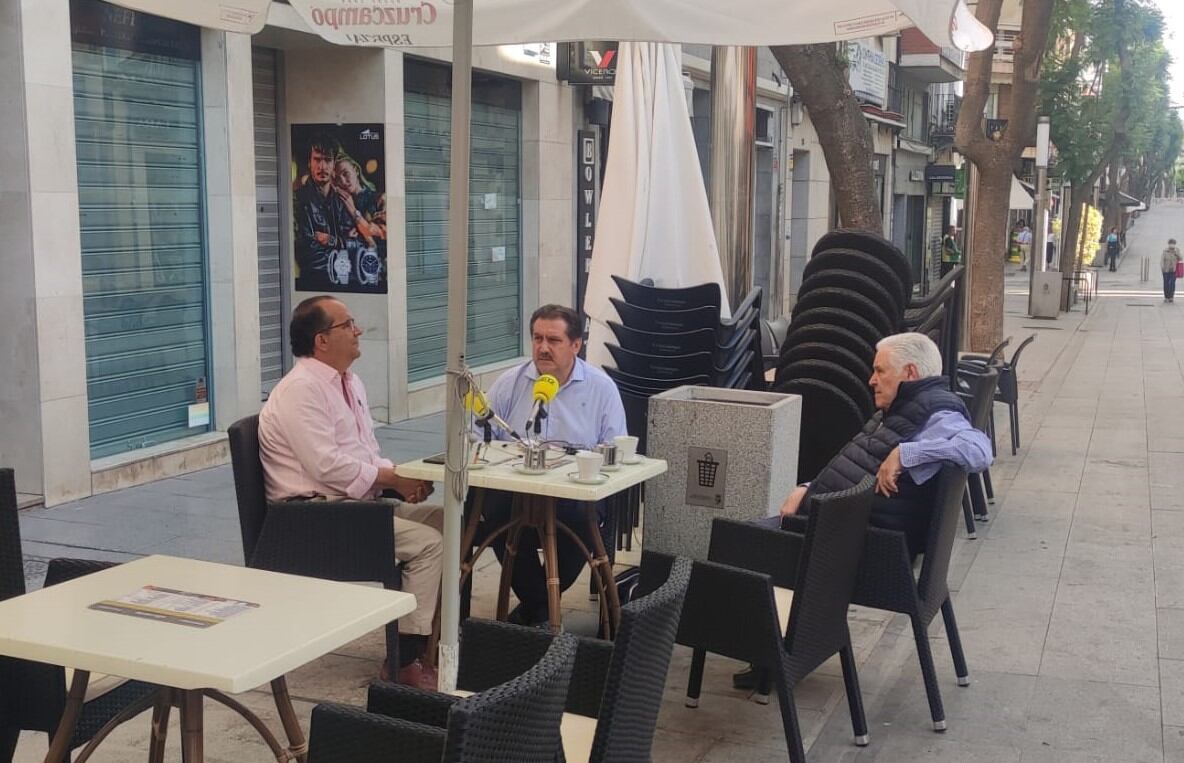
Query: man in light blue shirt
[[477, 304, 627, 626]]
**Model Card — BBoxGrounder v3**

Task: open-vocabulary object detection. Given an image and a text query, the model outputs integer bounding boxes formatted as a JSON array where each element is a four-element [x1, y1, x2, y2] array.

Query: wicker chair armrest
[[366, 681, 461, 728], [252, 500, 398, 583], [309, 702, 446, 763], [44, 558, 118, 587], [779, 514, 809, 534], [707, 518, 803, 589], [456, 618, 612, 718], [851, 526, 917, 612]]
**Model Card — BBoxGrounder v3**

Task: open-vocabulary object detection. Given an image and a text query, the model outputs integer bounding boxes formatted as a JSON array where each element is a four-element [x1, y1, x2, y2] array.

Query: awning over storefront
[[100, 0, 271, 33], [284, 0, 993, 50], [1011, 176, 1061, 210], [1119, 191, 1148, 211]]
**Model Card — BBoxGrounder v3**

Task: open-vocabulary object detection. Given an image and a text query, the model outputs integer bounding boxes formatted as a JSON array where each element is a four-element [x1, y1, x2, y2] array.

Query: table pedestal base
[[47, 671, 309, 763], [459, 489, 622, 638]]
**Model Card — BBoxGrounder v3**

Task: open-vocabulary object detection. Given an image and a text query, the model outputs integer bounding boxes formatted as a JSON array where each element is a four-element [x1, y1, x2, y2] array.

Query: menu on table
[[90, 586, 259, 629]]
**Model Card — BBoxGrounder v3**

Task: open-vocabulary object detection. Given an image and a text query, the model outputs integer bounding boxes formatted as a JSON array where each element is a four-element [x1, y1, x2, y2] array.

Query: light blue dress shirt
[[898, 410, 993, 484], [483, 358, 628, 449]]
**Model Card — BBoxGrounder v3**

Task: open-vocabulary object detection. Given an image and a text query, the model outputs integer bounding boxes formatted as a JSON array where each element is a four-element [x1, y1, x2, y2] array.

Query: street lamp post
[[1029, 116, 1052, 316]]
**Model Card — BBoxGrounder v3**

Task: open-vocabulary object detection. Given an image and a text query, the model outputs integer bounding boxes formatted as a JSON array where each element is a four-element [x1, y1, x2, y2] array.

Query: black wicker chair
[[962, 334, 1035, 455], [227, 416, 403, 669], [0, 469, 157, 763], [645, 479, 876, 762], [782, 465, 971, 732], [307, 630, 578, 763], [455, 557, 692, 762], [955, 367, 999, 537]]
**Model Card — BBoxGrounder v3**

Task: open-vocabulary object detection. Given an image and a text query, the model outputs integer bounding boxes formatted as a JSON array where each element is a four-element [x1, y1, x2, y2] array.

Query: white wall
[[786, 111, 833, 311], [283, 45, 395, 420], [203, 30, 263, 429], [0, 0, 92, 503]]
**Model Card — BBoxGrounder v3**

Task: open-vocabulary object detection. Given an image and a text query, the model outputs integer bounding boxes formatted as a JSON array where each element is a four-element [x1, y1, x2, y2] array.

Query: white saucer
[[620, 456, 643, 465], [467, 462, 485, 471], [567, 472, 610, 485], [511, 463, 548, 476], [601, 463, 621, 472]]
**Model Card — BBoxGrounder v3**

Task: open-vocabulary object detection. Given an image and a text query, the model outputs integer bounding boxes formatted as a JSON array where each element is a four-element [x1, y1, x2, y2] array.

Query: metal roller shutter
[[253, 47, 285, 395], [404, 62, 522, 383], [72, 41, 211, 458]]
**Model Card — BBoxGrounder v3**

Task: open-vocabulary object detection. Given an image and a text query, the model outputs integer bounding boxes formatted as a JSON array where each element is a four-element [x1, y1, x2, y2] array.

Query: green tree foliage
[[1039, 0, 1180, 275]]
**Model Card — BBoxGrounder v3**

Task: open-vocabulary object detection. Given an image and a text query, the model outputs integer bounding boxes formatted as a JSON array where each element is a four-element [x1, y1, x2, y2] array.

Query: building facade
[[2, 0, 577, 504]]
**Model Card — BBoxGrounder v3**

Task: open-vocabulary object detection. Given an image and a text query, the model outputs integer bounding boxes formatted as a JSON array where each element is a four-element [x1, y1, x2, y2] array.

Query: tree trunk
[[954, 0, 1056, 350], [1104, 161, 1122, 236], [1058, 196, 1086, 309], [771, 44, 882, 233], [968, 164, 1012, 350]]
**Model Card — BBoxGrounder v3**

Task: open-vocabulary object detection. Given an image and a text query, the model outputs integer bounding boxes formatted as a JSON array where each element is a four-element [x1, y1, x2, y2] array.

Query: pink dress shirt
[[258, 357, 392, 501]]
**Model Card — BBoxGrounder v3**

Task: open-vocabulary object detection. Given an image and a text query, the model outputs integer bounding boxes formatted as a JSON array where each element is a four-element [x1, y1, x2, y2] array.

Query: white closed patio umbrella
[[286, 0, 992, 691], [581, 41, 730, 370]]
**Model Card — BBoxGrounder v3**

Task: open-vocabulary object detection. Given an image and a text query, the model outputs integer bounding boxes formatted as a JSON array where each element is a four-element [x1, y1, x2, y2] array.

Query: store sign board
[[97, 0, 269, 34], [847, 39, 887, 109]]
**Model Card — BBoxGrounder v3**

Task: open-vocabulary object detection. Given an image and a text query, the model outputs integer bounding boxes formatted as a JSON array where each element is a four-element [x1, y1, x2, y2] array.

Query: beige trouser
[[392, 502, 444, 636]]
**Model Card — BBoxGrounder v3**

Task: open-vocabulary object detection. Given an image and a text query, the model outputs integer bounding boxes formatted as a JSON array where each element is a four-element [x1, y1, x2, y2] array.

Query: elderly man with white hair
[[776, 332, 992, 553], [736, 332, 992, 689]]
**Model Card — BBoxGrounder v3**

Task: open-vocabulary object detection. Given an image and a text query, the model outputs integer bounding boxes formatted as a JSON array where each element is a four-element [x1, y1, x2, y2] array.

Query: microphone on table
[[464, 390, 523, 443], [524, 374, 560, 438]]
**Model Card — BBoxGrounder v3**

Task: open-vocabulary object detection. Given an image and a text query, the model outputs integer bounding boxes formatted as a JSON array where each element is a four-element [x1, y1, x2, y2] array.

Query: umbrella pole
[[439, 0, 474, 693]]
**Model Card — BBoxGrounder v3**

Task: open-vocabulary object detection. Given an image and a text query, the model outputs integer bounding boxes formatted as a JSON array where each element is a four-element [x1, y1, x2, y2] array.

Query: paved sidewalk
[[11, 204, 1184, 760]]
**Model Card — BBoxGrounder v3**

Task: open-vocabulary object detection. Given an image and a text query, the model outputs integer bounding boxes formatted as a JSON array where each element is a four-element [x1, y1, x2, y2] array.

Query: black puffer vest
[[810, 376, 967, 502]]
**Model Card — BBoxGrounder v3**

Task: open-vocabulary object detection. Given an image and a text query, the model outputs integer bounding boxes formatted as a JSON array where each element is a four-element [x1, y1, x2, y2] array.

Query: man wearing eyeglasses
[[259, 295, 442, 689]]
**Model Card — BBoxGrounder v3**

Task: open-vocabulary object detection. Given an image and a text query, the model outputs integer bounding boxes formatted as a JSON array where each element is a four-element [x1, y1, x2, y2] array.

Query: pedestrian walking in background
[[1018, 223, 1033, 271], [1162, 238, 1182, 303], [940, 226, 962, 277], [1106, 227, 1121, 271]]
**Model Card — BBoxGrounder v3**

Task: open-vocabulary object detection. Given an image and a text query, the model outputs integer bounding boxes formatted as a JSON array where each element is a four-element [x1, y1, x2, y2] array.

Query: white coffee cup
[[575, 450, 604, 480], [614, 435, 640, 462]]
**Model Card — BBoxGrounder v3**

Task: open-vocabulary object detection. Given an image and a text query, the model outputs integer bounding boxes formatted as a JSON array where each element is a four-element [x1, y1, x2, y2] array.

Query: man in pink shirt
[[259, 296, 442, 689]]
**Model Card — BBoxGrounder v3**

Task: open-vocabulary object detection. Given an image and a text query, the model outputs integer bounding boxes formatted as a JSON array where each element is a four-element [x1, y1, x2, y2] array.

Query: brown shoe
[[395, 659, 439, 691]]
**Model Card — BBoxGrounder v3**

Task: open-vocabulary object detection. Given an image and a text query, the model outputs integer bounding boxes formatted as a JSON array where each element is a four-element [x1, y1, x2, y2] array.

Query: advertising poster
[[292, 124, 387, 293]]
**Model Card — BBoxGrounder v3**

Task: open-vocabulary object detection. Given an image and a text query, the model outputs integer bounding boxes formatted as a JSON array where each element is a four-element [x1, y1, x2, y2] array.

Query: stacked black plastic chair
[[902, 265, 967, 388], [773, 229, 912, 480], [307, 630, 577, 763], [0, 468, 157, 763], [453, 557, 692, 762], [640, 478, 876, 762]]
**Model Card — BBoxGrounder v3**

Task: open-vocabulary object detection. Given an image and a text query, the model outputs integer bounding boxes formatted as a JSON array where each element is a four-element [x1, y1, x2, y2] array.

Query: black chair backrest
[[0, 468, 25, 602], [985, 336, 1012, 366], [227, 415, 268, 563], [607, 321, 717, 357], [612, 276, 723, 313], [916, 466, 970, 604], [783, 478, 874, 664], [444, 632, 578, 763], [606, 344, 715, 380], [604, 366, 709, 394], [617, 389, 651, 454], [1008, 333, 1037, 369], [589, 557, 692, 763], [610, 298, 720, 334], [957, 367, 1000, 432], [722, 288, 762, 329]]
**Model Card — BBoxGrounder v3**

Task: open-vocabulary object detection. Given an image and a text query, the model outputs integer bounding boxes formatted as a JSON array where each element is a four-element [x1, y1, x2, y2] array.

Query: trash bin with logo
[[642, 386, 801, 561]]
